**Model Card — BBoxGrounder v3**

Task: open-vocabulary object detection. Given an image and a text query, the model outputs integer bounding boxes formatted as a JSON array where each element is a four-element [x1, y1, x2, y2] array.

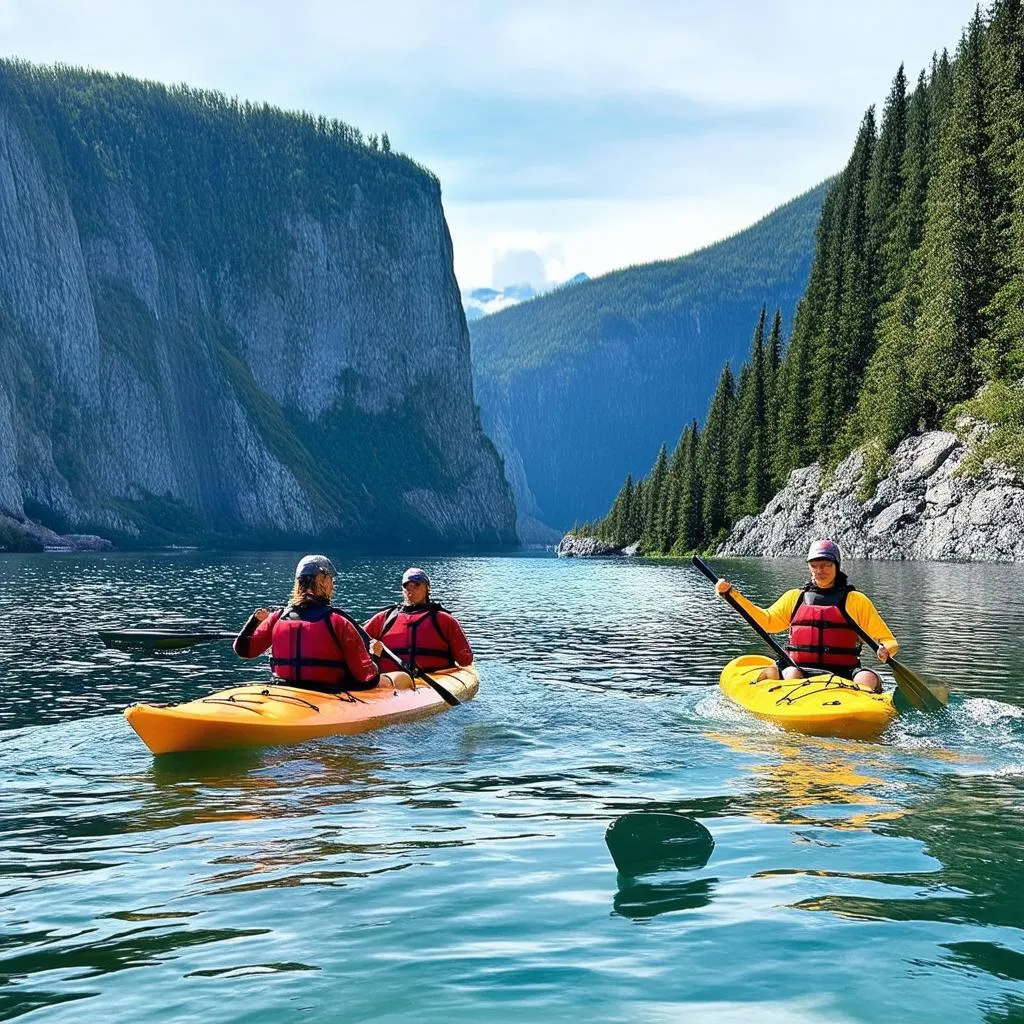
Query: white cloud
[[446, 187, 796, 289], [0, 0, 981, 290], [492, 249, 549, 290]]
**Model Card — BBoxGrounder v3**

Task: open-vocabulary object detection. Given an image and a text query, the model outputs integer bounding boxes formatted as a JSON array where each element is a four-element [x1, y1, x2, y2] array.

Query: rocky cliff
[[718, 429, 1024, 562], [0, 63, 516, 549]]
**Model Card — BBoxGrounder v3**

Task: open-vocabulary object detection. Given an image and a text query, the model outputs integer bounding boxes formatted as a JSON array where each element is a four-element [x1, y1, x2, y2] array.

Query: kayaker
[[713, 539, 897, 692], [363, 567, 473, 673], [233, 554, 380, 692]]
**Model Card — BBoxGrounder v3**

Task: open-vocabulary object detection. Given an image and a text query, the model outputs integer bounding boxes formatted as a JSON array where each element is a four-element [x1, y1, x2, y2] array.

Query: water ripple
[[1, 552, 1023, 1021]]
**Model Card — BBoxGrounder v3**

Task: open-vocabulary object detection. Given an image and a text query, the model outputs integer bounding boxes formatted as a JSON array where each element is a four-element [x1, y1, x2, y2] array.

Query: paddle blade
[[605, 812, 714, 876], [98, 629, 237, 651], [891, 658, 948, 712]]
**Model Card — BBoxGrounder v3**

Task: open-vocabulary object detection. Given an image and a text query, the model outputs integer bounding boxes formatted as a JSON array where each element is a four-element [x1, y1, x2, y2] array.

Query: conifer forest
[[583, 3, 1024, 555]]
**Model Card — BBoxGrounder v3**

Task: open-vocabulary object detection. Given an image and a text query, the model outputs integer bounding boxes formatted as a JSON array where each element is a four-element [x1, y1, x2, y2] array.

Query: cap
[[806, 539, 841, 567], [401, 567, 430, 586], [295, 554, 337, 580]]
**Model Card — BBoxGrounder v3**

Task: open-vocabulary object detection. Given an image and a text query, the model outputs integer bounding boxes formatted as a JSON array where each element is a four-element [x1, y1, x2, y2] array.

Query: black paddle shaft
[[376, 640, 462, 707], [691, 555, 796, 669]]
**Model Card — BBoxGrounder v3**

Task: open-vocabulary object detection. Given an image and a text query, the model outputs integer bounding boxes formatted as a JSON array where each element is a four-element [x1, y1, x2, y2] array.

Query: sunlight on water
[[1, 551, 1023, 1022]]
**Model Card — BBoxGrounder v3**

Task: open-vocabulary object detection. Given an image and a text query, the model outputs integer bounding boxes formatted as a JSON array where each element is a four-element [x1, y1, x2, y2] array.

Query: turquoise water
[[1, 551, 1023, 1022]]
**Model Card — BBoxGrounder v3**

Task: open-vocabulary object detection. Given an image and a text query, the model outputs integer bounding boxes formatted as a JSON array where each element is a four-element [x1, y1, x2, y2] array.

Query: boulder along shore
[[559, 428, 1024, 562]]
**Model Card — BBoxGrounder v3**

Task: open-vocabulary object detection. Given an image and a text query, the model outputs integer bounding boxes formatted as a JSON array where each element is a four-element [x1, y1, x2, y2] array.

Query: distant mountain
[[462, 273, 589, 321], [470, 184, 828, 536]]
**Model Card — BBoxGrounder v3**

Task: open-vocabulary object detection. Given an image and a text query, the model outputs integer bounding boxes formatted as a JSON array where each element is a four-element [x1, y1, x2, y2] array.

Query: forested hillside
[[471, 183, 827, 535], [0, 60, 516, 550], [586, 2, 1024, 556]]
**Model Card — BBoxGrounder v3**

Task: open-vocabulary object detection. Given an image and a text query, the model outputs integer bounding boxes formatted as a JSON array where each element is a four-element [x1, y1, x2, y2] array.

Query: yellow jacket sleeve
[[845, 592, 899, 656], [725, 587, 802, 634]]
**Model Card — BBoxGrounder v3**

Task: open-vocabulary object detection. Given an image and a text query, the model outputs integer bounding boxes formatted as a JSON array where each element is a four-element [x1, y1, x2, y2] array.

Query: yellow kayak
[[124, 666, 479, 755], [720, 655, 897, 741]]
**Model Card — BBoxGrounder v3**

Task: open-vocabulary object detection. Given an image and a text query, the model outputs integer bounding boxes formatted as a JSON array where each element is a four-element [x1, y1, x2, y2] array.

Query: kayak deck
[[124, 666, 479, 754], [720, 655, 897, 741]]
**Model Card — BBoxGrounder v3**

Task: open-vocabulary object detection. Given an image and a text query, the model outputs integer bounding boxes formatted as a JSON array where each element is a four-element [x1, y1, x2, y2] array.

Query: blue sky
[[2, 1, 980, 290]]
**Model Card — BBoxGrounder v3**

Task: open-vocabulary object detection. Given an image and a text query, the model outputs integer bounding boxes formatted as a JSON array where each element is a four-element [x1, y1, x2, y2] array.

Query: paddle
[[692, 554, 949, 712], [375, 640, 463, 707], [97, 629, 237, 651], [100, 626, 465, 706], [691, 554, 797, 668], [844, 620, 948, 712], [605, 812, 715, 875]]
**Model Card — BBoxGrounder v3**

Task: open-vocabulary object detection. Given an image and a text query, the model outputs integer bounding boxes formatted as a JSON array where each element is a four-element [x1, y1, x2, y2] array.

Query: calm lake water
[[1, 551, 1023, 1023]]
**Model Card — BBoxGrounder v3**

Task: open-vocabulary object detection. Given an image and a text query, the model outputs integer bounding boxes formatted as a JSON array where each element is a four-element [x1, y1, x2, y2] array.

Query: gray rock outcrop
[[719, 429, 1024, 561], [556, 535, 624, 558], [0, 511, 112, 551]]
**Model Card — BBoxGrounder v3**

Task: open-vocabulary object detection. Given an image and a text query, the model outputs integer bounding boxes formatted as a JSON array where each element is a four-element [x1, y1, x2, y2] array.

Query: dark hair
[[289, 573, 333, 606]]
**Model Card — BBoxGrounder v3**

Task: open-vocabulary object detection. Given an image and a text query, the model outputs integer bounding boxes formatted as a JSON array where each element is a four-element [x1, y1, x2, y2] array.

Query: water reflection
[[612, 878, 717, 920], [791, 771, 1024, 931], [707, 731, 906, 829]]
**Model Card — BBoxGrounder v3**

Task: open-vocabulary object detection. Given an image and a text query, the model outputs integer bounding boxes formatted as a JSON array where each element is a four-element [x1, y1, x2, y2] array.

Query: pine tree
[[612, 474, 636, 545], [671, 421, 701, 555], [773, 301, 813, 487], [730, 308, 770, 517], [869, 66, 909, 307], [852, 70, 934, 466], [631, 479, 648, 544], [929, 49, 955, 141], [698, 365, 735, 543], [729, 361, 754, 519], [764, 308, 784, 468], [640, 444, 669, 551], [914, 14, 992, 417], [806, 139, 860, 458], [833, 108, 878, 436], [981, 0, 1024, 379]]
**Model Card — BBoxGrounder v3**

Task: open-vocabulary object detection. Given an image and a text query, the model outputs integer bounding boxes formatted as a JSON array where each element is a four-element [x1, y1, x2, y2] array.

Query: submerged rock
[[719, 430, 1024, 562]]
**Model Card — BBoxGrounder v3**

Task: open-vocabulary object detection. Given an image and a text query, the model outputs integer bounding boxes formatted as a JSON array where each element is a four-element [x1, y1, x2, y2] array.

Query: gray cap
[[402, 567, 430, 585], [295, 554, 337, 580]]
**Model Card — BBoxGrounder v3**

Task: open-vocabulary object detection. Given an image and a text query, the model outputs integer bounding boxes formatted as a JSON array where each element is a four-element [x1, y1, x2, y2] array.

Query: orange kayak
[[124, 666, 479, 755]]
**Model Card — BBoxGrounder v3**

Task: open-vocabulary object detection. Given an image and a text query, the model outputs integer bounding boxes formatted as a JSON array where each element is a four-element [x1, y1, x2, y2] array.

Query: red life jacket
[[787, 585, 862, 671], [377, 603, 455, 672], [268, 604, 366, 689]]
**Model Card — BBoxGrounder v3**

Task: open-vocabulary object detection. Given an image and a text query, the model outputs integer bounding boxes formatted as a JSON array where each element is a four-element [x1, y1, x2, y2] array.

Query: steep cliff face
[[471, 184, 827, 535], [718, 428, 1024, 562], [0, 65, 516, 549]]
